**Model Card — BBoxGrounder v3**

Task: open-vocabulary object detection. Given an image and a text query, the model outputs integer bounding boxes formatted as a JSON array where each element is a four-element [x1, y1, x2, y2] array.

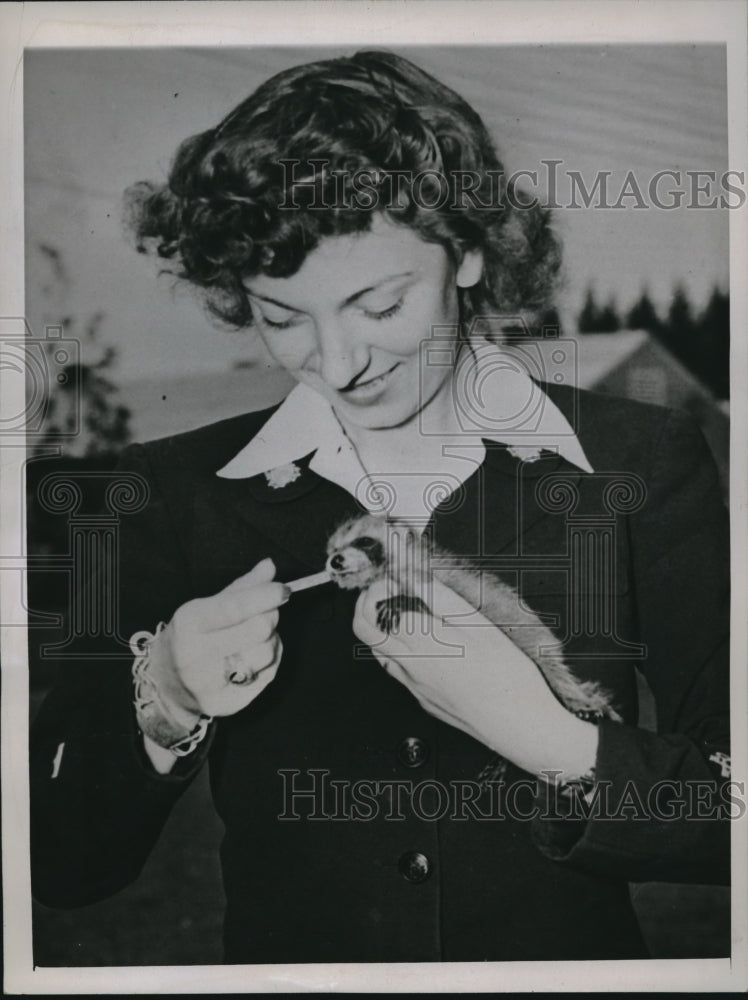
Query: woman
[[30, 50, 730, 963]]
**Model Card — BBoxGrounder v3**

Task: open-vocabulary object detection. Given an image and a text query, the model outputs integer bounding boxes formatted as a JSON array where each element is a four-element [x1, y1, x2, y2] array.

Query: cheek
[[258, 332, 307, 373]]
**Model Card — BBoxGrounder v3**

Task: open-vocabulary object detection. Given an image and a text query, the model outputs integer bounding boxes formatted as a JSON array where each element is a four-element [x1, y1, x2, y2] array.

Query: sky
[[24, 44, 730, 380]]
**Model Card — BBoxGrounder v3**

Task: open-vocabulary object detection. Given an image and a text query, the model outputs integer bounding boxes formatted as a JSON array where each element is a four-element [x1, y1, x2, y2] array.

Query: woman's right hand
[[147, 557, 289, 722]]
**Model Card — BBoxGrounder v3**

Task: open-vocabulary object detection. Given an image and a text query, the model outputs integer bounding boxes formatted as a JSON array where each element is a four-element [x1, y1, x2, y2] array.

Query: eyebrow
[[246, 271, 415, 313]]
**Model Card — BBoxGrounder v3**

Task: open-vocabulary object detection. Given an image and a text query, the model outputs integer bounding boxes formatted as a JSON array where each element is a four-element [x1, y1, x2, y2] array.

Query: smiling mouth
[[342, 363, 400, 395]]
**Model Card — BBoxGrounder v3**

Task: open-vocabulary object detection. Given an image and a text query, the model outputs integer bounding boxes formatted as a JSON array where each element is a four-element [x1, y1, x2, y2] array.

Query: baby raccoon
[[326, 513, 621, 724]]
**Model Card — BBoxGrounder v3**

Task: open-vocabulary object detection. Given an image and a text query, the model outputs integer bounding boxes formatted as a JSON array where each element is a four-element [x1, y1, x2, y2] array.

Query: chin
[[340, 400, 419, 430]]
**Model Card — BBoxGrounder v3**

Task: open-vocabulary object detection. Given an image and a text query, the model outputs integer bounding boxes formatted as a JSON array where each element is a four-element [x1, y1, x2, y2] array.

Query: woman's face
[[244, 215, 483, 431]]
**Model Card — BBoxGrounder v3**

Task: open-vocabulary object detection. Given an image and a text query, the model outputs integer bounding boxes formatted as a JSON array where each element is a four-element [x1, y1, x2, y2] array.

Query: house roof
[[501, 329, 650, 390]]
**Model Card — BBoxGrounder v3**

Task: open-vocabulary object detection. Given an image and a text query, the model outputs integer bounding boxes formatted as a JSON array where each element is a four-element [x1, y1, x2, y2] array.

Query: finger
[[352, 590, 409, 659], [373, 651, 413, 688], [189, 582, 290, 631], [352, 605, 388, 649], [352, 583, 389, 642], [224, 557, 277, 590], [233, 609, 279, 644], [243, 635, 283, 672], [354, 578, 392, 627], [207, 637, 283, 717], [222, 637, 282, 689]]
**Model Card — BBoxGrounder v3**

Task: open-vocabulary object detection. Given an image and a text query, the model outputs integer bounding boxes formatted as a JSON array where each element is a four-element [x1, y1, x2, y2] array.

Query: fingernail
[[280, 586, 292, 603]]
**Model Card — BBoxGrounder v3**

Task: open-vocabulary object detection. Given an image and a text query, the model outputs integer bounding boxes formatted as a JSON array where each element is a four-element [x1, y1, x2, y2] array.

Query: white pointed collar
[[217, 343, 593, 496]]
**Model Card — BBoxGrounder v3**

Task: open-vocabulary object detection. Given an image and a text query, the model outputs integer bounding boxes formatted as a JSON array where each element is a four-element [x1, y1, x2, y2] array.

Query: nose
[[329, 553, 346, 571], [312, 320, 370, 390]]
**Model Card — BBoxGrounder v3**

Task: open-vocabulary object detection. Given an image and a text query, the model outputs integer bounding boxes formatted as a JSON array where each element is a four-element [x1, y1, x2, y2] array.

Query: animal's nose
[[329, 553, 345, 571]]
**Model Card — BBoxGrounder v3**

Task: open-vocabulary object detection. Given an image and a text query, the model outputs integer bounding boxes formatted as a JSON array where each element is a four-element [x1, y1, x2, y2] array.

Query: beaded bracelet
[[130, 623, 213, 757]]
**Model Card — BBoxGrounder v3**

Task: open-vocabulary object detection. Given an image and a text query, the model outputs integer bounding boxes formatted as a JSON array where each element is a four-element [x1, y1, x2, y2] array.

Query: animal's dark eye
[[352, 536, 385, 565], [356, 537, 377, 550]]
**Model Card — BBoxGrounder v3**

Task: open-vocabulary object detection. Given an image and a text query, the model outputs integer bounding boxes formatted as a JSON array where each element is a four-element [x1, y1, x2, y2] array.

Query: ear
[[456, 248, 484, 289]]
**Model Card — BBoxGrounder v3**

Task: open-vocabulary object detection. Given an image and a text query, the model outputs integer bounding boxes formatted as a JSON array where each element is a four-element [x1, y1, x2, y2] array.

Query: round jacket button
[[396, 736, 429, 768], [398, 851, 431, 884]]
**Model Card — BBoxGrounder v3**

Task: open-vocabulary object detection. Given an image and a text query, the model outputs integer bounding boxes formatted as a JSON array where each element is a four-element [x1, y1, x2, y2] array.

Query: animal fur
[[326, 513, 621, 731]]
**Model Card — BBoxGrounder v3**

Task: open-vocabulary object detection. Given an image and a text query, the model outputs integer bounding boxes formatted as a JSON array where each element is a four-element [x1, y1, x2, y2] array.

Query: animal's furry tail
[[547, 675, 623, 723]]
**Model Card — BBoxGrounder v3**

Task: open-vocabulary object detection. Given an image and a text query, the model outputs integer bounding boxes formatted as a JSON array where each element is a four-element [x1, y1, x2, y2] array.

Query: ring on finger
[[223, 652, 256, 687], [228, 668, 256, 686]]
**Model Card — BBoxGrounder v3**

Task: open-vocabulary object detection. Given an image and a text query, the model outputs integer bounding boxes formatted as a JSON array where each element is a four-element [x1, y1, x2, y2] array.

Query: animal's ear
[[327, 517, 355, 550]]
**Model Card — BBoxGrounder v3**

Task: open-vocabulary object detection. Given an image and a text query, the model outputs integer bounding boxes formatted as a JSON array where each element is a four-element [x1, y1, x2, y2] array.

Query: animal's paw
[[374, 594, 429, 634]]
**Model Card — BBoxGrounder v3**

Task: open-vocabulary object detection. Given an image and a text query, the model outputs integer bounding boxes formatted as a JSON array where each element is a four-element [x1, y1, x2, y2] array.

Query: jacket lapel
[[429, 441, 581, 561], [484, 443, 580, 557], [211, 458, 363, 577]]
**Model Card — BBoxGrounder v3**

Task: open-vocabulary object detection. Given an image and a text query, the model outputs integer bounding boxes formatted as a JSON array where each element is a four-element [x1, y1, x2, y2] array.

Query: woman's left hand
[[353, 576, 599, 781]]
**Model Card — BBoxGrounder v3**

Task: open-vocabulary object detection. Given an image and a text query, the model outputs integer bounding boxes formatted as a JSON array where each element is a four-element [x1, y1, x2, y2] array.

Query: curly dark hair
[[124, 50, 561, 329]]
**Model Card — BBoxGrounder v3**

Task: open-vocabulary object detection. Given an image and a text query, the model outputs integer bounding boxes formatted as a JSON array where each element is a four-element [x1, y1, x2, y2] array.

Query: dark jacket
[[30, 383, 731, 963]]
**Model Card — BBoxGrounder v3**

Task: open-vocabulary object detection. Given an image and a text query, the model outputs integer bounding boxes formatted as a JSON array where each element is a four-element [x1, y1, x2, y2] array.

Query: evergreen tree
[[666, 285, 695, 338], [695, 287, 730, 399], [596, 298, 621, 333], [528, 306, 563, 338], [661, 285, 698, 370], [632, 282, 729, 399], [626, 290, 660, 332], [577, 288, 600, 333]]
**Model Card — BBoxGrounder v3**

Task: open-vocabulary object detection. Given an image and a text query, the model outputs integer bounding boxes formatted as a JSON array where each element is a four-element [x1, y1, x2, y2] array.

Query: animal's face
[[326, 516, 390, 589], [326, 514, 428, 590], [326, 534, 386, 589]]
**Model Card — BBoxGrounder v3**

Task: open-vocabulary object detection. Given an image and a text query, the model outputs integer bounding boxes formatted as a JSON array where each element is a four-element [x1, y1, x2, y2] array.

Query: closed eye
[[258, 302, 401, 330], [254, 294, 405, 331], [363, 299, 403, 321], [248, 294, 302, 331], [260, 315, 298, 330]]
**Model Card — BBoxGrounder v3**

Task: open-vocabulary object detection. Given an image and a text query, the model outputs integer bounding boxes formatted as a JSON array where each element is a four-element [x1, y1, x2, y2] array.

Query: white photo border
[[2, 1, 747, 993]]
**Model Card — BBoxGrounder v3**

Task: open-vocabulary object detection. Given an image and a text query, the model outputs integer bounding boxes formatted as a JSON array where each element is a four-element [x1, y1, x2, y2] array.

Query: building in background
[[524, 330, 729, 497]]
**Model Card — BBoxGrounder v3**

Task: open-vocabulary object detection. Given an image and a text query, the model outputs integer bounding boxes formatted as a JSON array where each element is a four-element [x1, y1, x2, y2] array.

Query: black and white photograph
[[2, 1, 747, 993]]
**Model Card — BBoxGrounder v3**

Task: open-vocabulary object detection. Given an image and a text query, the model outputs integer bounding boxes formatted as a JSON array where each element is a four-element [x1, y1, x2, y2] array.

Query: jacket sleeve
[[531, 408, 732, 884], [30, 443, 212, 908]]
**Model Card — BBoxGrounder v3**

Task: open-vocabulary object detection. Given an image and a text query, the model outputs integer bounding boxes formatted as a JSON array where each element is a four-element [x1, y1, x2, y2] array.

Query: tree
[[626, 290, 660, 332], [32, 243, 132, 457], [649, 283, 729, 398], [526, 306, 563, 338], [666, 285, 695, 339], [577, 288, 600, 333], [694, 287, 730, 399], [658, 284, 697, 370], [596, 298, 621, 333]]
